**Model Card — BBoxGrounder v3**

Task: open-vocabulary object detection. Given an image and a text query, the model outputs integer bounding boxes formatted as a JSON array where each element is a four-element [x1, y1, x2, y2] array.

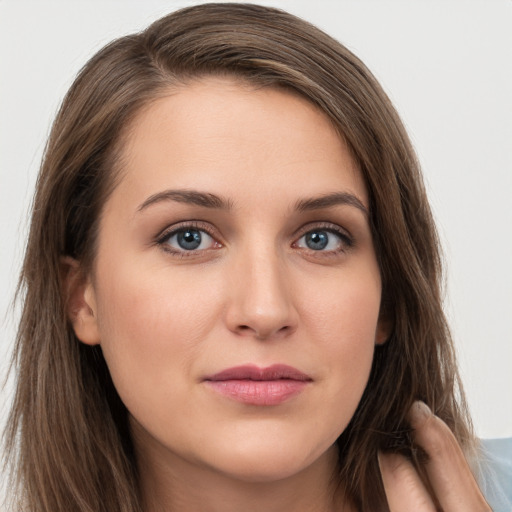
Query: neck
[[134, 434, 352, 512]]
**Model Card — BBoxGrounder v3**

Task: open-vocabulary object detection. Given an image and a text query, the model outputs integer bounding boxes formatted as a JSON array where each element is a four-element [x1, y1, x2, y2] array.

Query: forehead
[[109, 77, 367, 214]]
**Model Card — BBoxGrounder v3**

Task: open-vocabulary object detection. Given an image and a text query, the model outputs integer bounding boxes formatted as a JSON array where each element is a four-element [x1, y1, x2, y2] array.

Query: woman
[[2, 3, 500, 511]]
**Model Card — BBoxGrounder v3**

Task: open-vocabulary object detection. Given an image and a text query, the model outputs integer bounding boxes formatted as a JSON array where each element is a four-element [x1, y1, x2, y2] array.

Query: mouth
[[203, 364, 312, 406]]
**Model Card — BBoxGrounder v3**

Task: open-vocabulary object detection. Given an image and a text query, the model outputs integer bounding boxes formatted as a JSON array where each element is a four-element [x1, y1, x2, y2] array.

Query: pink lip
[[204, 364, 312, 406]]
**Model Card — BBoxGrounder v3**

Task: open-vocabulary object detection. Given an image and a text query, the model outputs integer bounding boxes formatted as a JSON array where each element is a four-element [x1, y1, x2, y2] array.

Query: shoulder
[[474, 437, 512, 512]]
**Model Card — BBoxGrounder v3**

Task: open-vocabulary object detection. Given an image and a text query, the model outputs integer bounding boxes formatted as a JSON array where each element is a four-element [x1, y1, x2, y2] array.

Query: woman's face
[[73, 77, 388, 483]]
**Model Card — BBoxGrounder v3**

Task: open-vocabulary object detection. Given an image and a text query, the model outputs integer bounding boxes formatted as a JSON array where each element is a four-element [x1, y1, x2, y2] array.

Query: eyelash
[[155, 221, 354, 258], [293, 222, 354, 256], [156, 221, 220, 258]]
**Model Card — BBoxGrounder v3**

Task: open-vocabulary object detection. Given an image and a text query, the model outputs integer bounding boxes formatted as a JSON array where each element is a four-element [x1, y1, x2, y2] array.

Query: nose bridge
[[225, 235, 297, 339]]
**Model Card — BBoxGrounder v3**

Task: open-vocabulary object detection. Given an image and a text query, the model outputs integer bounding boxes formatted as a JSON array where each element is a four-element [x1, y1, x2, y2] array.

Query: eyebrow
[[137, 188, 368, 216], [137, 189, 232, 212], [294, 192, 368, 216]]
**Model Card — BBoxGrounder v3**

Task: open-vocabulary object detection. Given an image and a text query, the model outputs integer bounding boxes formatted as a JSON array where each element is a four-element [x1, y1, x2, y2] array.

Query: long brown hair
[[4, 3, 473, 511]]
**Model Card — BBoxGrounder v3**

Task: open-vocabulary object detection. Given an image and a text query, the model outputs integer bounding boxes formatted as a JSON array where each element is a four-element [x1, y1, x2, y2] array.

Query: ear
[[60, 256, 100, 346], [375, 311, 393, 346]]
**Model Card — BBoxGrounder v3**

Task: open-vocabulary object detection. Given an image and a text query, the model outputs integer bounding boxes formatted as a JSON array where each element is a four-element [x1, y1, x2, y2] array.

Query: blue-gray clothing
[[477, 438, 512, 511]]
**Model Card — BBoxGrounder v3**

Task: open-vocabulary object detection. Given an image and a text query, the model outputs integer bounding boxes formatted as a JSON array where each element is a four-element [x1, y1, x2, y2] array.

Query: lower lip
[[205, 379, 309, 405]]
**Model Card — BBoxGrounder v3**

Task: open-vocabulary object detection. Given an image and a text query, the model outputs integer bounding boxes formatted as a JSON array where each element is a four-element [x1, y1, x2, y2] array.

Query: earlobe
[[60, 256, 100, 346], [375, 315, 393, 345]]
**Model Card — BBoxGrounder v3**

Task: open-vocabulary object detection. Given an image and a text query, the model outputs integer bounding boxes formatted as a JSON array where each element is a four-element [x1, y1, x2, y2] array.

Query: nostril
[[234, 323, 295, 340]]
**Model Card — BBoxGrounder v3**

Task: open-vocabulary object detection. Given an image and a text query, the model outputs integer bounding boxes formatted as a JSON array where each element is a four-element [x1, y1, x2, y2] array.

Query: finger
[[408, 401, 491, 512], [378, 451, 437, 512]]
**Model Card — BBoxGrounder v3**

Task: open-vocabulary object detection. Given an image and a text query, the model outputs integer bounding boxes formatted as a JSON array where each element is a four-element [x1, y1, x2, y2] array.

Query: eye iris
[[305, 231, 329, 250], [177, 230, 202, 250]]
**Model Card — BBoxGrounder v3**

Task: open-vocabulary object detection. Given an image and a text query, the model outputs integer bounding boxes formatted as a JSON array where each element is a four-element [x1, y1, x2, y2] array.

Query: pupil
[[306, 231, 328, 250], [177, 230, 202, 250]]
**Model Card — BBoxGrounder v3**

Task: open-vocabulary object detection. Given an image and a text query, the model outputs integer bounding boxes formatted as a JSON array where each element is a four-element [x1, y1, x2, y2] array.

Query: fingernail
[[408, 400, 432, 427]]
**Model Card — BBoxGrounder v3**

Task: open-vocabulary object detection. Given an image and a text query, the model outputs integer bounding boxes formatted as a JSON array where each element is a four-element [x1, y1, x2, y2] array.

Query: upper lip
[[204, 364, 312, 382]]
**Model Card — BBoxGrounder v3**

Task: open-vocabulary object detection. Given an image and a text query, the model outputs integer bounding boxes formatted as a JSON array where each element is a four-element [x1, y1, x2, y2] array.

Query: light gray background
[[1, 0, 511, 493]]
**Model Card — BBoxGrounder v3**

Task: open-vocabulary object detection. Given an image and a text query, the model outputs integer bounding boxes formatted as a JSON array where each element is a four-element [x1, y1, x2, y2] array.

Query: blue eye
[[162, 228, 216, 252], [304, 231, 329, 250], [296, 229, 347, 252]]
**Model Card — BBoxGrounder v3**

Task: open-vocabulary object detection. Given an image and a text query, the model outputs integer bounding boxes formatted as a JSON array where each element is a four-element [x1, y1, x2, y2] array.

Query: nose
[[224, 247, 298, 341]]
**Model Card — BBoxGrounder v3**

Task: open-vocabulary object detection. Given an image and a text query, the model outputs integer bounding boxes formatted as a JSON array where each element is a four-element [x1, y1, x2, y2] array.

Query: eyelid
[[293, 221, 352, 240], [154, 220, 353, 258], [155, 220, 222, 256], [292, 221, 354, 252], [156, 220, 215, 241]]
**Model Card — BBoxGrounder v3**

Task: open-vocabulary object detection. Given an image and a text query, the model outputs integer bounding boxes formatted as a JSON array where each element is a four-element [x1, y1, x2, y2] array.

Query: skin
[[66, 78, 490, 512], [379, 402, 491, 511]]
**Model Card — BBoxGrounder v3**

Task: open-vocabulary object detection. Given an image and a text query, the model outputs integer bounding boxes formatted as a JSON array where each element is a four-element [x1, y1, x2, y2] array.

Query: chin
[[215, 457, 314, 483], [203, 435, 337, 484]]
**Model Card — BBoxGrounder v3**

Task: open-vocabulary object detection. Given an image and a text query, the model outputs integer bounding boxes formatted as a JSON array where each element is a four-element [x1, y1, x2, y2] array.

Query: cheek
[[96, 252, 222, 338], [302, 263, 381, 349], [92, 256, 222, 409], [299, 266, 381, 403]]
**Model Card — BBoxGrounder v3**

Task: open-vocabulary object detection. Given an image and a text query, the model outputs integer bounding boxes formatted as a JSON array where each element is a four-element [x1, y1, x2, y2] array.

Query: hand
[[378, 401, 491, 511]]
